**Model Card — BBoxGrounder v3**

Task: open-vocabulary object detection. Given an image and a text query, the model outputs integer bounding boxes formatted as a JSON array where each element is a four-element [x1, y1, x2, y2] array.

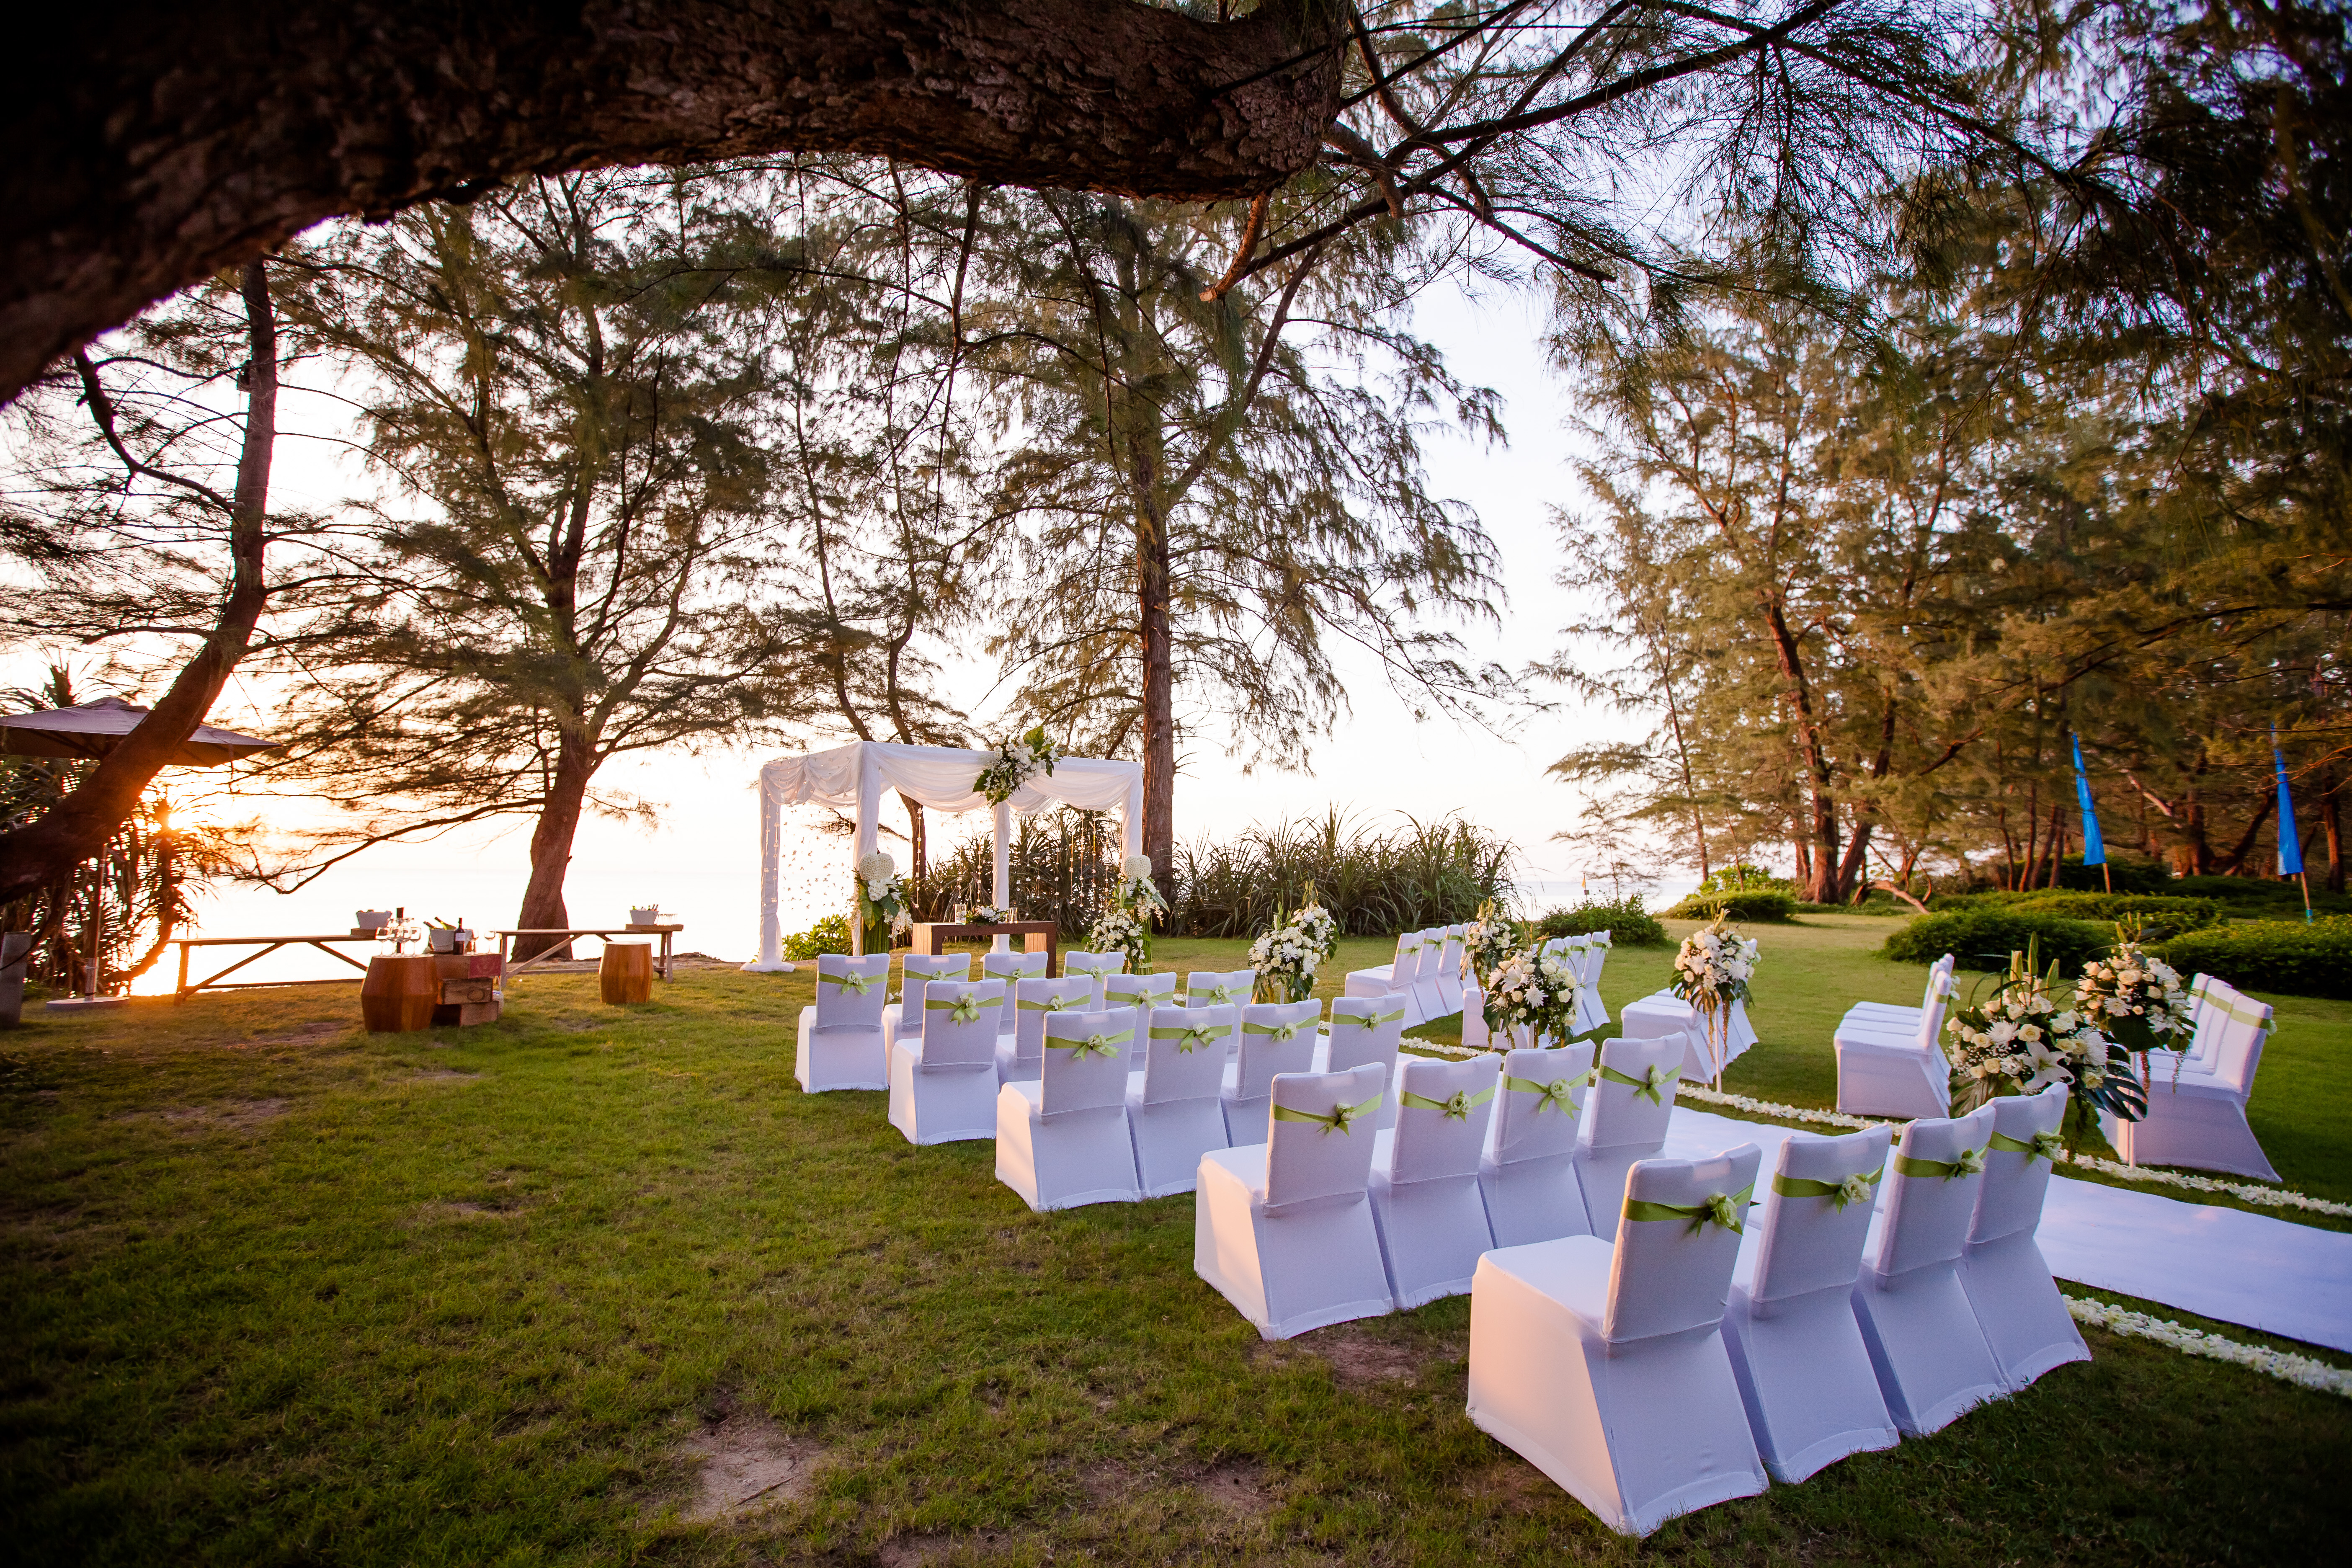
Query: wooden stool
[[361, 955, 438, 1032], [599, 942, 653, 1004]]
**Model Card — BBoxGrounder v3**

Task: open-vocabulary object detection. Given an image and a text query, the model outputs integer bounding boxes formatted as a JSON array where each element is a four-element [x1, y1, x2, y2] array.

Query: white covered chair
[[998, 974, 1094, 1084], [1959, 1083, 2089, 1391], [1573, 932, 1612, 1035], [1460, 984, 1490, 1049], [883, 953, 972, 1054], [1478, 1043, 1594, 1247], [981, 950, 1050, 1036], [1467, 1145, 1769, 1537], [1852, 1105, 2006, 1436], [995, 1009, 1142, 1211], [887, 978, 1007, 1145], [1194, 1062, 1392, 1339], [1315, 996, 1406, 1130], [1061, 949, 1126, 1011], [1222, 999, 1322, 1142], [1369, 1053, 1499, 1307], [1184, 969, 1256, 1010], [1344, 930, 1424, 1011], [1834, 954, 1955, 1120], [2108, 975, 2279, 1180], [1432, 925, 1467, 1016], [1408, 928, 1451, 1024], [1722, 1126, 1901, 1483], [1126, 1005, 1237, 1197], [1842, 953, 1955, 1030], [795, 952, 894, 1092], [1572, 1034, 1687, 1241], [1104, 971, 1177, 1014]]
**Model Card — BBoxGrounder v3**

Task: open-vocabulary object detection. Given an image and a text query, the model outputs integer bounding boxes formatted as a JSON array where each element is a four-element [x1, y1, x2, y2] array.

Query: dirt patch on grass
[[877, 1529, 1018, 1567], [410, 1069, 481, 1083], [1193, 1459, 1275, 1517], [678, 1411, 825, 1523], [231, 1021, 349, 1051], [121, 1098, 291, 1132], [1284, 1323, 1425, 1388]]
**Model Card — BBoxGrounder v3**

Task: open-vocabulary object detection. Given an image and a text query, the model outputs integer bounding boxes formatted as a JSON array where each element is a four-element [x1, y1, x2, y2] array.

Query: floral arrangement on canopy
[[1460, 900, 1522, 990], [1249, 882, 1338, 1003], [2076, 920, 2197, 1081], [1672, 914, 1759, 1088], [1482, 942, 1581, 1049], [973, 725, 1058, 806], [855, 851, 912, 951], [1088, 853, 1167, 976], [1945, 938, 2146, 1127]]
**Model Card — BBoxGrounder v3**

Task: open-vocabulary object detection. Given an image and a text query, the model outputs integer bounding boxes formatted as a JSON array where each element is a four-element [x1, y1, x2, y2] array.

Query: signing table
[[174, 933, 379, 1001], [905, 921, 1060, 975], [495, 923, 684, 980], [1620, 988, 1759, 1081]]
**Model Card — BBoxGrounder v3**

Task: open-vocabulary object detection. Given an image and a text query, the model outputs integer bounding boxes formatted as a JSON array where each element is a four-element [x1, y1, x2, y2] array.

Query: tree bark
[[516, 730, 597, 961], [1136, 473, 1177, 913], [0, 260, 275, 906], [3, 0, 1347, 406], [1758, 598, 1840, 902], [2321, 767, 2344, 893], [2214, 791, 2275, 877]]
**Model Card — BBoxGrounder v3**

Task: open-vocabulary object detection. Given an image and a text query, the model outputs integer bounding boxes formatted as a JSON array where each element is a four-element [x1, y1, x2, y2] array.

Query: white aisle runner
[[1661, 1108, 2352, 1354]]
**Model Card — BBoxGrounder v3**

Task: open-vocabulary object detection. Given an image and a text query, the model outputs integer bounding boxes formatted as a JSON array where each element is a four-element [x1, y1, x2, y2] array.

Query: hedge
[[2156, 918, 2352, 1001], [1882, 908, 2116, 975], [1535, 897, 1668, 947], [2002, 892, 2226, 933], [1663, 888, 1801, 923]]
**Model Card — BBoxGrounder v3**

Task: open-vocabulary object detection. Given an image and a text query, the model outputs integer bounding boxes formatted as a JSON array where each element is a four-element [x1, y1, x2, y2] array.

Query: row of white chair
[[1344, 923, 1470, 1026]]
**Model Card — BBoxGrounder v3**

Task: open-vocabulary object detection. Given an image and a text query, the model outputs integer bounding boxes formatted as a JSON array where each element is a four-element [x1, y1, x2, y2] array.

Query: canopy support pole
[[742, 780, 793, 971], [991, 802, 1013, 954]]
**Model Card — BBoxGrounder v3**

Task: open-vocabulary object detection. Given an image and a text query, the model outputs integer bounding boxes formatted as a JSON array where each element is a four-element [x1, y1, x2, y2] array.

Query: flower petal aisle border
[[2064, 1296, 2352, 1399]]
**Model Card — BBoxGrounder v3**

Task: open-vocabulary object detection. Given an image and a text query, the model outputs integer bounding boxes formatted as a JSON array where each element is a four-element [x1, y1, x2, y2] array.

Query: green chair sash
[[924, 993, 987, 1024], [1048, 1029, 1132, 1060], [1771, 1165, 1884, 1211], [1597, 1062, 1681, 1106], [1501, 1075, 1580, 1117], [1336, 1006, 1406, 1029], [1896, 1147, 1986, 1181], [1399, 1086, 1496, 1121], [1243, 1019, 1307, 1043], [1195, 984, 1237, 1005], [820, 970, 874, 995], [1624, 1184, 1754, 1235], [1016, 994, 1075, 1012], [1149, 1022, 1232, 1053], [1271, 1095, 1380, 1136], [1987, 1129, 2064, 1165]]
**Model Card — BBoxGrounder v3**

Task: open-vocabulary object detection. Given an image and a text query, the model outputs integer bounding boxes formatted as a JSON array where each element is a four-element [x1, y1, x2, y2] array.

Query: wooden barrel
[[361, 955, 438, 1033], [599, 942, 653, 1005]]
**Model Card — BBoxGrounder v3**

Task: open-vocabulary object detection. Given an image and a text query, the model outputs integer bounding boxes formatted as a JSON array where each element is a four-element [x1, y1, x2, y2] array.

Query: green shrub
[[1882, 908, 2116, 974], [2003, 892, 2226, 934], [2166, 874, 2311, 905], [782, 914, 853, 961], [1695, 862, 1793, 897], [2055, 854, 2171, 893], [1665, 888, 1801, 923], [2156, 918, 2352, 1000], [1535, 896, 1668, 947]]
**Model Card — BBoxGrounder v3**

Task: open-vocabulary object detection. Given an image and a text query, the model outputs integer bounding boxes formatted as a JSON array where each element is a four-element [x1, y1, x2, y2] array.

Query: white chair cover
[[1958, 1083, 2089, 1390], [998, 975, 1095, 1084], [2107, 976, 2279, 1180], [1467, 1145, 1768, 1537], [1478, 1042, 1595, 1247], [1722, 1126, 1901, 1482], [1194, 1062, 1393, 1338], [1833, 955, 1955, 1119], [1852, 1105, 2006, 1435], [1184, 969, 1256, 1010], [1572, 1033, 1687, 1240], [1344, 930, 1423, 1008], [1104, 972, 1177, 1013], [981, 950, 1050, 1034], [1125, 1004, 1237, 1197], [1460, 983, 1489, 1049], [884, 953, 972, 1053], [1844, 954, 1952, 1026], [1620, 989, 1759, 1078], [994, 1008, 1142, 1211], [1317, 995, 1406, 1130], [1573, 931, 1612, 1035], [1433, 925, 1467, 1016], [887, 978, 1006, 1145], [1407, 928, 1450, 1024], [1222, 999, 1323, 1142], [1369, 1053, 1500, 1307], [795, 952, 893, 1091], [1061, 950, 1127, 1011]]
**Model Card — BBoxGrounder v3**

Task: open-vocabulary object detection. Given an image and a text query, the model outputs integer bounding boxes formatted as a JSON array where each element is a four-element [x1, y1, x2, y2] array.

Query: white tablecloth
[[1620, 990, 1758, 1081]]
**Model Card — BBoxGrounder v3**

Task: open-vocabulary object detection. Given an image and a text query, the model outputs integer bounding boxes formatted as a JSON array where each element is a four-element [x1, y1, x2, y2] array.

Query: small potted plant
[[630, 904, 663, 927]]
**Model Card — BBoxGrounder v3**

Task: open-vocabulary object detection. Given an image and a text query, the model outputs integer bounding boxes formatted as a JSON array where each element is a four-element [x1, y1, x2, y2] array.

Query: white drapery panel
[[751, 740, 1145, 965]]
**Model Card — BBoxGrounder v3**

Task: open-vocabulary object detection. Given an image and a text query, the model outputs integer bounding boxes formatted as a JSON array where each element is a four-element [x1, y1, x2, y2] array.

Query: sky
[[13, 273, 1692, 993]]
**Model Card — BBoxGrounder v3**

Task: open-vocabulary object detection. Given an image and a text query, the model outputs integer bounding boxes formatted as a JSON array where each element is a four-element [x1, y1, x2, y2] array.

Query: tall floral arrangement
[[1672, 914, 1759, 1087], [854, 850, 911, 952], [1460, 900, 1522, 990], [1945, 939, 2145, 1124], [974, 725, 1058, 805], [1482, 943, 1580, 1048], [1089, 852, 1167, 976], [1249, 881, 1338, 1002], [2076, 921, 2197, 1070]]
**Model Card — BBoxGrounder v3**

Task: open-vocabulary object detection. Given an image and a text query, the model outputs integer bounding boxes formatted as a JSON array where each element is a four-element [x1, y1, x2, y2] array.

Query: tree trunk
[[0, 260, 275, 905], [1137, 483, 1176, 910], [515, 731, 597, 960], [2322, 767, 2344, 893], [2214, 791, 2276, 877], [3, 0, 1348, 407]]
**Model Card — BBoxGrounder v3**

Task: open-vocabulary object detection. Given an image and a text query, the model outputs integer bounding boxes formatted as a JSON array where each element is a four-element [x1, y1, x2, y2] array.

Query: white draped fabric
[[751, 740, 1145, 965]]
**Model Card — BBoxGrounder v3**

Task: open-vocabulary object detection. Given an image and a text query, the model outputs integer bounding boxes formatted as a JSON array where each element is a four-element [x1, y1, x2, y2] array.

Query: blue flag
[[2071, 734, 2106, 867], [2275, 731, 2305, 877]]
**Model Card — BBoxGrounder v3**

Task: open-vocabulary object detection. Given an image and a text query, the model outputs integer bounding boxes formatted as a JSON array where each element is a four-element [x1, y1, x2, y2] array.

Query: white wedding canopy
[[750, 740, 1144, 968]]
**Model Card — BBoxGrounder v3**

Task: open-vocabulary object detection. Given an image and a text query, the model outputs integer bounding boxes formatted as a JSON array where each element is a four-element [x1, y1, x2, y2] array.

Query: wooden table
[[905, 921, 1060, 977], [174, 934, 379, 1001], [495, 924, 682, 980]]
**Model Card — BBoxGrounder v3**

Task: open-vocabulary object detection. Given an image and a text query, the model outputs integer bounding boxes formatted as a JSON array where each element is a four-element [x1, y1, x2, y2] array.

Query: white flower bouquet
[[1672, 914, 1759, 1086], [1249, 883, 1338, 1003], [2075, 924, 2196, 1065], [1944, 939, 2144, 1123], [973, 725, 1058, 806], [965, 902, 1015, 926], [1481, 943, 1581, 1048], [1089, 852, 1166, 975], [1460, 901, 1522, 989], [854, 850, 910, 949]]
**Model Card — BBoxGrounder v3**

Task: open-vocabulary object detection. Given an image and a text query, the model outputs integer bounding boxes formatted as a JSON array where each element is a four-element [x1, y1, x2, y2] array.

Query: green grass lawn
[[2, 923, 2347, 1564]]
